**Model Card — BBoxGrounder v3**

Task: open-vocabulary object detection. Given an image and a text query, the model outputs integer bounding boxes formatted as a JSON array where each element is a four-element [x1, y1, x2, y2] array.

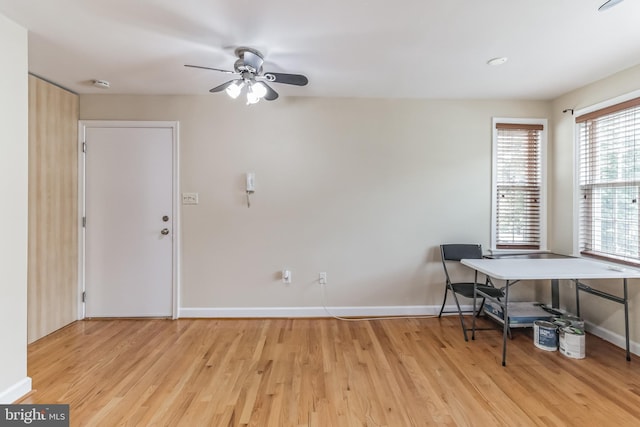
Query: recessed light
[[487, 57, 508, 66]]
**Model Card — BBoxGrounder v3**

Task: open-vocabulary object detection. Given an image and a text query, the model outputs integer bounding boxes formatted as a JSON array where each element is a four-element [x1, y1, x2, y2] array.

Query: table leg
[[575, 279, 581, 317], [624, 278, 630, 361], [575, 278, 632, 363], [551, 278, 559, 308], [472, 271, 478, 340], [502, 280, 510, 367]]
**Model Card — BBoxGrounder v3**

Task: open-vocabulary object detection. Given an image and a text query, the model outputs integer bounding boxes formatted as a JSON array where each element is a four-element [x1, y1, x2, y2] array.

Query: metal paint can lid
[[534, 320, 557, 329], [561, 326, 584, 335], [551, 318, 572, 328]]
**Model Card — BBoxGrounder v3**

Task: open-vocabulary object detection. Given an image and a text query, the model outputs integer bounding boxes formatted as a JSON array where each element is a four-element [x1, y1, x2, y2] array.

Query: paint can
[[562, 315, 585, 329], [551, 317, 572, 329], [533, 320, 558, 351], [559, 326, 585, 359]]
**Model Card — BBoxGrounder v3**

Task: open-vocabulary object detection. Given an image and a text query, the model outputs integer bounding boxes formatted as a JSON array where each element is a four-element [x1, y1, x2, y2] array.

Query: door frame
[[77, 120, 180, 319]]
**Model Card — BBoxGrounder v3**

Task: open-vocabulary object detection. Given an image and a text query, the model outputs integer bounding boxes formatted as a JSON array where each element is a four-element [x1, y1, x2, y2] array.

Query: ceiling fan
[[185, 47, 309, 104]]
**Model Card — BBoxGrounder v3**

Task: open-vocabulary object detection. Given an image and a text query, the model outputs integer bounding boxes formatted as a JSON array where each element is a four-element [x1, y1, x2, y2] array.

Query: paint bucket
[[562, 315, 585, 329], [533, 320, 558, 351], [559, 327, 585, 359], [551, 317, 572, 329]]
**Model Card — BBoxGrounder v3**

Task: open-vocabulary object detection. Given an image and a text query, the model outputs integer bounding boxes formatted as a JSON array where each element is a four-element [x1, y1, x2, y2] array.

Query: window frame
[[490, 117, 548, 253], [574, 90, 640, 266]]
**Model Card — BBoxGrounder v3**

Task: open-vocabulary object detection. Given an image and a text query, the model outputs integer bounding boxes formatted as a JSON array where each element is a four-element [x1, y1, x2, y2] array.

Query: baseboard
[[585, 321, 640, 356], [182, 306, 637, 355], [0, 377, 32, 404], [178, 305, 473, 318]]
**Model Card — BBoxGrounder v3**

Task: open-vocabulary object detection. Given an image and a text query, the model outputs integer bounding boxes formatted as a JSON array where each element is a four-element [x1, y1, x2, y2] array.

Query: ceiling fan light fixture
[[225, 81, 244, 99], [251, 81, 268, 99], [246, 86, 260, 105]]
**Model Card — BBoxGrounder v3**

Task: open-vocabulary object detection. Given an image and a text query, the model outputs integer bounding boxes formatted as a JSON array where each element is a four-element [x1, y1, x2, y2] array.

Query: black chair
[[438, 244, 503, 341]]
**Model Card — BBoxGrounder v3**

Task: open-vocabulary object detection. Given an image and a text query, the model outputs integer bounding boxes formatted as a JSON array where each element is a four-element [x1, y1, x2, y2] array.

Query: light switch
[[182, 193, 199, 205]]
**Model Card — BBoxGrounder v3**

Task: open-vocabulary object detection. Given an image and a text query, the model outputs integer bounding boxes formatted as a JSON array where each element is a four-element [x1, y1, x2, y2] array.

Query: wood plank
[[20, 317, 640, 426]]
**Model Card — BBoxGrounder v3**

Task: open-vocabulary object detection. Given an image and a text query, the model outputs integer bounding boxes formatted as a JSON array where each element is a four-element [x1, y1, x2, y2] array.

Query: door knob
[[162, 215, 169, 222], [161, 228, 170, 235]]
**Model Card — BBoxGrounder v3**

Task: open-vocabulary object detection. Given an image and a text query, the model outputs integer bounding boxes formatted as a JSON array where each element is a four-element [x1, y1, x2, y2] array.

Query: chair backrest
[[440, 244, 483, 283], [441, 244, 482, 262]]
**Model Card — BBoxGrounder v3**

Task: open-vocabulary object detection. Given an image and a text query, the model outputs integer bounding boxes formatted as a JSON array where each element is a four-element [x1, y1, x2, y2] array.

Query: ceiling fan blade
[[261, 82, 279, 101], [209, 80, 237, 93], [264, 72, 308, 86], [184, 64, 237, 74]]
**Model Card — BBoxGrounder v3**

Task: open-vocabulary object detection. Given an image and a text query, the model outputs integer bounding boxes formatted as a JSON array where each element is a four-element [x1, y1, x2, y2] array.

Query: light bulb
[[246, 91, 260, 104], [252, 82, 268, 99], [225, 81, 244, 99], [246, 84, 260, 105]]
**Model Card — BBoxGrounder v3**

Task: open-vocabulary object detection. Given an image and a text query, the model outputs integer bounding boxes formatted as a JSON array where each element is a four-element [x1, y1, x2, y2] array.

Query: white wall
[[0, 13, 30, 403], [81, 95, 550, 314], [551, 63, 640, 346]]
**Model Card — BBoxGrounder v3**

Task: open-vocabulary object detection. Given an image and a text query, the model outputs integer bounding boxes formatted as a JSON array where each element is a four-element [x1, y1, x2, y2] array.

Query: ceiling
[[1, 0, 640, 100]]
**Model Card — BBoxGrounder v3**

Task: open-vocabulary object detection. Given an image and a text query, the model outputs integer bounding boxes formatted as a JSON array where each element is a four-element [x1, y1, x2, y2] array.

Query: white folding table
[[460, 257, 640, 366]]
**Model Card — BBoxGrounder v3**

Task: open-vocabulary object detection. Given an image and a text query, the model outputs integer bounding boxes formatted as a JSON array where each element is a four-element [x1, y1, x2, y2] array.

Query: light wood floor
[[19, 317, 640, 426]]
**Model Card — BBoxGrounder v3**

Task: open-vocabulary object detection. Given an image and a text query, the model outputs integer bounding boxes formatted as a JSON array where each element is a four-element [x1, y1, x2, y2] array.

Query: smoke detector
[[92, 79, 110, 89]]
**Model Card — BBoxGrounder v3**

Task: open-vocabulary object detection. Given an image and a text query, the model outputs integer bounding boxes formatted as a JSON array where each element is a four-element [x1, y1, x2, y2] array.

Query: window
[[491, 119, 547, 250], [577, 97, 640, 265]]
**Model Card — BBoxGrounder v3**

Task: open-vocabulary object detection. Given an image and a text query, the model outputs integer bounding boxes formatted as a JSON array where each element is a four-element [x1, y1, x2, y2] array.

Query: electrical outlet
[[319, 272, 327, 285], [182, 193, 199, 205]]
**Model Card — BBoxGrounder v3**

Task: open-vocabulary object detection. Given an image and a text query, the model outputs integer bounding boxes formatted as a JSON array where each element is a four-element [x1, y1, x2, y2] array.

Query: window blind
[[495, 123, 543, 249], [577, 97, 640, 264]]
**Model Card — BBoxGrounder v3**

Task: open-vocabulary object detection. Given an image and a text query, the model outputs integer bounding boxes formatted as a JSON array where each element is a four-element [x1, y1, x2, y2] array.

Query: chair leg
[[451, 291, 469, 341], [438, 287, 448, 318], [475, 298, 486, 317]]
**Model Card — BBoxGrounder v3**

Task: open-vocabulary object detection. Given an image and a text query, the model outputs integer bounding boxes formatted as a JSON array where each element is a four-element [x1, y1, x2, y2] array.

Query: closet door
[[28, 75, 79, 342]]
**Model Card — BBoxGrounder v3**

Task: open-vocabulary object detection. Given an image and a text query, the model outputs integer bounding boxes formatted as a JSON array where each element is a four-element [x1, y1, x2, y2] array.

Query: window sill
[[488, 248, 550, 255], [580, 251, 640, 269]]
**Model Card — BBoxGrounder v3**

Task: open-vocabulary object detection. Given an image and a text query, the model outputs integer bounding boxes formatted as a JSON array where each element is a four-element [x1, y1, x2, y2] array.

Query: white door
[[83, 122, 176, 317]]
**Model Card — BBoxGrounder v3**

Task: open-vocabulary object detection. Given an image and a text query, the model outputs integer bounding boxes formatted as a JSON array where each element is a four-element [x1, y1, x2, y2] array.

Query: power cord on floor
[[320, 282, 440, 322]]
